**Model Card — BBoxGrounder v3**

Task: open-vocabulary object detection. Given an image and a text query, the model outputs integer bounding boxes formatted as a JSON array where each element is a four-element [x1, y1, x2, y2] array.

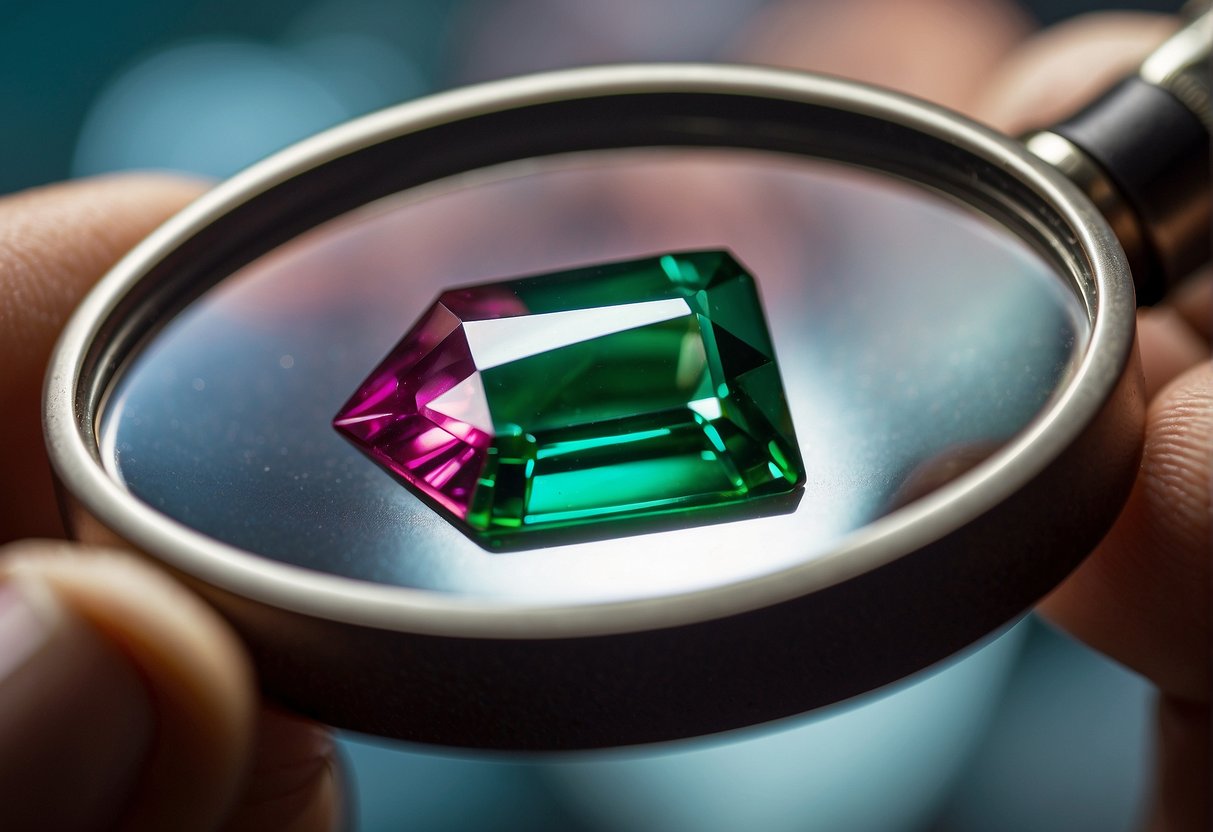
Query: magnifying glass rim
[[44, 63, 1136, 639]]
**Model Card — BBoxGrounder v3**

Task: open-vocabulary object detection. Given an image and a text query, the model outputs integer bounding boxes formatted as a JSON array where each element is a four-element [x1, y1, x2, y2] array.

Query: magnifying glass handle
[[1024, 6, 1211, 304]]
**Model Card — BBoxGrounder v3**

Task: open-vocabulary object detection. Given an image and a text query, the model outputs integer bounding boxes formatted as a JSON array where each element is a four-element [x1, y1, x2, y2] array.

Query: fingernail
[[0, 577, 155, 831]]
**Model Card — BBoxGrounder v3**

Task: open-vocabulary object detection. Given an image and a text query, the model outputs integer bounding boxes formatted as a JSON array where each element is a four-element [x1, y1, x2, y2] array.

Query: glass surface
[[99, 148, 1090, 603]]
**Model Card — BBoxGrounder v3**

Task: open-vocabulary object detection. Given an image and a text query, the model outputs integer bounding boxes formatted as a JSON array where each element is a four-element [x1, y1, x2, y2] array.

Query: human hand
[[974, 15, 1209, 832], [0, 177, 342, 831], [736, 4, 1209, 828], [0, 4, 1206, 831]]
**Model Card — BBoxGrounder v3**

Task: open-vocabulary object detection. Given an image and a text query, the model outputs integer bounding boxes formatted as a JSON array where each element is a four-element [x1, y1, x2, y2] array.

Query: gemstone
[[333, 251, 803, 540]]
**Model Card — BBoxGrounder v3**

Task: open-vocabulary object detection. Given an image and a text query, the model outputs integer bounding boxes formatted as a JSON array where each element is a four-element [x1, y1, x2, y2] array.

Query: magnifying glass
[[46, 11, 1210, 749]]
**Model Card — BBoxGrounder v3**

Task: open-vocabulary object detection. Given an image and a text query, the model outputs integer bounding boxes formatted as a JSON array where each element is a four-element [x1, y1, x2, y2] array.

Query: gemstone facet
[[333, 251, 803, 540]]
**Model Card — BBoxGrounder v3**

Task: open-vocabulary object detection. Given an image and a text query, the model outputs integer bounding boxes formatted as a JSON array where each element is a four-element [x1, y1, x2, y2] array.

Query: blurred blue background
[[3, 0, 1181, 829], [0, 0, 1187, 192]]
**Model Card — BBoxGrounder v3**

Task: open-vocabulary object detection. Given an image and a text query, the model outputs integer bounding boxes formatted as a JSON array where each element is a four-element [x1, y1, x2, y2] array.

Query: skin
[[0, 3, 1207, 829]]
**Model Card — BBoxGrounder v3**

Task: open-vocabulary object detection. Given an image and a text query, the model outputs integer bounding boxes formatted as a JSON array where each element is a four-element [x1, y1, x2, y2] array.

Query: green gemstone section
[[335, 250, 803, 540]]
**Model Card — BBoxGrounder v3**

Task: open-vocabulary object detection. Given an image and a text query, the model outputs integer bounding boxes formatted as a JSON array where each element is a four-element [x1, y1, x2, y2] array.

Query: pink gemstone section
[[333, 304, 491, 519]]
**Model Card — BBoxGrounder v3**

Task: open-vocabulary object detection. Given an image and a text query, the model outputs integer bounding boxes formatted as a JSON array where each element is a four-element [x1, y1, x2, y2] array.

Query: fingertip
[[1139, 362, 1213, 576], [0, 570, 155, 831], [0, 541, 257, 831]]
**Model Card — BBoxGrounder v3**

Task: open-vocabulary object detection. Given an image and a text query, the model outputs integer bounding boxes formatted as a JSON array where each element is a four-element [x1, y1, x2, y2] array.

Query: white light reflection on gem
[[462, 298, 690, 370], [687, 396, 723, 421], [424, 373, 493, 434]]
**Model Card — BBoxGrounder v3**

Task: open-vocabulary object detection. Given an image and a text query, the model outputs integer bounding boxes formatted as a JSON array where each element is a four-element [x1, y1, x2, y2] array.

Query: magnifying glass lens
[[98, 148, 1089, 604]]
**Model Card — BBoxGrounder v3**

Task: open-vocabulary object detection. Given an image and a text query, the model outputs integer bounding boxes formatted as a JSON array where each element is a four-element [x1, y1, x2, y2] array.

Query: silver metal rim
[[44, 63, 1136, 639]]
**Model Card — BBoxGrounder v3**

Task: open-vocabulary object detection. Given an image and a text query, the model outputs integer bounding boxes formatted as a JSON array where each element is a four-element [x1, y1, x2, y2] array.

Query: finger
[[970, 11, 1179, 132], [729, 0, 1032, 113], [973, 11, 1211, 701], [970, 16, 1210, 827], [0, 542, 343, 832], [1038, 361, 1211, 703], [0, 541, 255, 830], [0, 175, 205, 542], [0, 567, 153, 830]]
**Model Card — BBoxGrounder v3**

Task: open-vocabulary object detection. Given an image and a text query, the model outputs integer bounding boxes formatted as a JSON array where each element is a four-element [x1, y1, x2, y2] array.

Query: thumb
[[0, 541, 344, 831], [0, 541, 255, 830], [0, 567, 154, 830]]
